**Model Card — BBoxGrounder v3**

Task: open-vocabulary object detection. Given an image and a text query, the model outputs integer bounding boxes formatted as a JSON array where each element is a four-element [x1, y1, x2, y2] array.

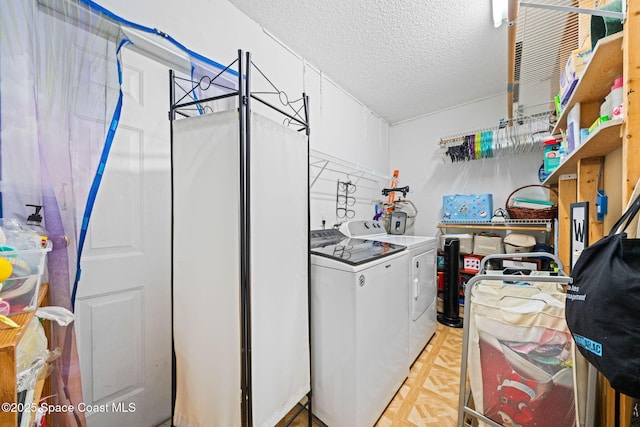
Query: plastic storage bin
[[0, 243, 51, 315], [0, 218, 51, 316], [442, 194, 493, 223]]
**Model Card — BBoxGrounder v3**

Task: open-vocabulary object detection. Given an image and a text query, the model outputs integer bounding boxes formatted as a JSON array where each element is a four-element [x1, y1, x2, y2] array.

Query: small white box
[[503, 259, 539, 271], [463, 255, 482, 272], [439, 233, 473, 255]]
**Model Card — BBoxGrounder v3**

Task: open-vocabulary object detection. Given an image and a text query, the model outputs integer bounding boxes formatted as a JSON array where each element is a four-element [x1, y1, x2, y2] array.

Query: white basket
[[439, 233, 473, 255], [473, 235, 504, 256]]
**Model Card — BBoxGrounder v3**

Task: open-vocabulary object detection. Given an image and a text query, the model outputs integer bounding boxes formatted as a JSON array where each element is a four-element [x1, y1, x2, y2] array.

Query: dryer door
[[412, 248, 436, 320]]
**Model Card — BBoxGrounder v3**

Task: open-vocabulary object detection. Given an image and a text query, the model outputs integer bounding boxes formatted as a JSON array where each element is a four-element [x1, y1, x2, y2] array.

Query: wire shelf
[[515, 0, 618, 110], [443, 219, 553, 225]]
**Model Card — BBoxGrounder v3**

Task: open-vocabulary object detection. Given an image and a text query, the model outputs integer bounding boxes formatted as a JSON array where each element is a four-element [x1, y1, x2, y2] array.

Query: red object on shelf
[[437, 272, 445, 291]]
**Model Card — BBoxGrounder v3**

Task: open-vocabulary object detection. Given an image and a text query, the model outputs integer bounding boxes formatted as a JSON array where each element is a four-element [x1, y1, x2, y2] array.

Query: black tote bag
[[565, 192, 640, 399]]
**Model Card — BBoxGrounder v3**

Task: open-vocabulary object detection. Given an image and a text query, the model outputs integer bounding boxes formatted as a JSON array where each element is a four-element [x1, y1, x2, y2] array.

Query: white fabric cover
[[172, 110, 310, 427], [249, 112, 310, 426], [173, 111, 242, 427]]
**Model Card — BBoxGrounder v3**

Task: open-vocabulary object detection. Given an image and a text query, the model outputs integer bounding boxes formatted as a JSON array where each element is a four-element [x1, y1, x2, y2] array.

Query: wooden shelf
[[544, 119, 624, 185], [545, 5, 636, 425], [0, 283, 48, 348], [0, 283, 49, 427], [553, 32, 623, 134]]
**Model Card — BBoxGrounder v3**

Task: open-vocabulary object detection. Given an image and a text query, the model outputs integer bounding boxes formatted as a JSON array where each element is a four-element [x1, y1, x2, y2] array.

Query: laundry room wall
[[389, 94, 543, 237], [97, 0, 391, 230]]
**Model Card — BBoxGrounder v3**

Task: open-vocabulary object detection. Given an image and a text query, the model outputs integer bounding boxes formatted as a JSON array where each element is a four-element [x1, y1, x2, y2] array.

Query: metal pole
[[303, 92, 313, 427], [238, 49, 252, 427], [244, 50, 253, 426]]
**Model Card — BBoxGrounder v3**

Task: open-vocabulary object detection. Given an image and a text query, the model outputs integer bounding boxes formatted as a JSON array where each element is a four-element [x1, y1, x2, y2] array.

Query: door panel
[[87, 125, 142, 254], [75, 48, 171, 427], [82, 289, 144, 402]]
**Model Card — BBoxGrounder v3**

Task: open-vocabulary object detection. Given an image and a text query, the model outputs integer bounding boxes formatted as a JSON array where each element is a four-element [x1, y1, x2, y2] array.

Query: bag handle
[[609, 191, 640, 235], [505, 184, 558, 208]]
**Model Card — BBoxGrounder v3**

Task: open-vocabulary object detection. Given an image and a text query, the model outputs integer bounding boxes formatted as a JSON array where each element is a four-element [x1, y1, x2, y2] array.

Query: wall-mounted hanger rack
[[438, 111, 554, 162], [309, 149, 391, 189], [309, 150, 394, 225]]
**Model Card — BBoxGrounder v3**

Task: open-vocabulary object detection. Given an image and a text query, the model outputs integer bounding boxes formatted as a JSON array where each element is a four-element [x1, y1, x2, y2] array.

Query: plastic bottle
[[600, 96, 611, 119], [559, 145, 568, 163], [25, 204, 50, 283], [610, 76, 623, 120], [25, 204, 49, 249], [543, 137, 561, 174]]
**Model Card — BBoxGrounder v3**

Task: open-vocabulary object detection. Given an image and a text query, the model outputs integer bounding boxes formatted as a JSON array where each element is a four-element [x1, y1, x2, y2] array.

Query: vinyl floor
[[277, 322, 465, 427]]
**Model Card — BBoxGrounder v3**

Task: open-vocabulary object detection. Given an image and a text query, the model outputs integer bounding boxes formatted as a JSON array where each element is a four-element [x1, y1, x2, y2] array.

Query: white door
[[75, 48, 172, 427]]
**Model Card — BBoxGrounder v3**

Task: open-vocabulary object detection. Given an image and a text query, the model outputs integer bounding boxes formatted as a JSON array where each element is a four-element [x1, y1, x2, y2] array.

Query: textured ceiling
[[227, 0, 508, 124]]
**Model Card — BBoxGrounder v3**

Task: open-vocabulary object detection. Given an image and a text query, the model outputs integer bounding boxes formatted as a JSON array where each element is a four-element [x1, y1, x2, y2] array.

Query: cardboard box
[[566, 102, 581, 152], [512, 198, 555, 209], [463, 254, 482, 273], [559, 47, 592, 107]]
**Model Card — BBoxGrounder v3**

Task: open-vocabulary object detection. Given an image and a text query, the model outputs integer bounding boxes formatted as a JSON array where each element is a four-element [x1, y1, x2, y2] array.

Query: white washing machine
[[310, 229, 409, 427], [340, 220, 438, 366]]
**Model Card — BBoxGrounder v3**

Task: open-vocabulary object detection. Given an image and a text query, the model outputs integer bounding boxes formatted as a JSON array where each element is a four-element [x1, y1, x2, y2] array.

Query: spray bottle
[[25, 204, 49, 249], [25, 204, 50, 283]]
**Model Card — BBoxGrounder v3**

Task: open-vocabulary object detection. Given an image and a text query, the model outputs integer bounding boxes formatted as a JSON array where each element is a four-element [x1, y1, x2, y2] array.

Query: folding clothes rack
[[169, 50, 312, 427], [457, 253, 596, 427]]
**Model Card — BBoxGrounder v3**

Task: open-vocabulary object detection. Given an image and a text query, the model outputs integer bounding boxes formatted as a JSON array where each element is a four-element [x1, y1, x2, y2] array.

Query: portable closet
[[169, 50, 311, 427]]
